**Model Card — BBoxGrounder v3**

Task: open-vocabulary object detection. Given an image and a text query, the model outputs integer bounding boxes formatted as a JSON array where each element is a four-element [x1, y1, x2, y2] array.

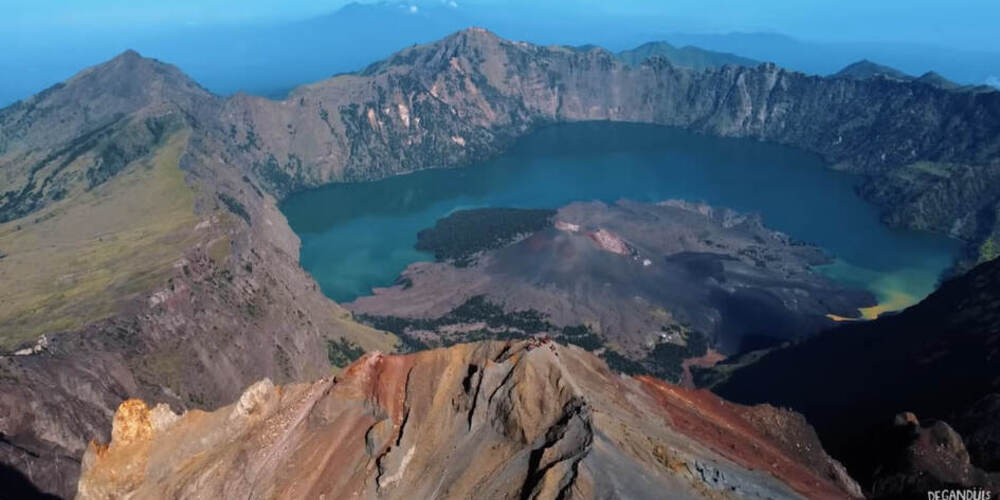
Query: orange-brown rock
[[77, 340, 860, 499]]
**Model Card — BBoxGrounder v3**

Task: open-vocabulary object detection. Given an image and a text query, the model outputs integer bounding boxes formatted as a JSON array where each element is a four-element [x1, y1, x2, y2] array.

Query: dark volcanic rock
[[870, 414, 999, 499], [348, 200, 873, 377], [953, 393, 1000, 472]]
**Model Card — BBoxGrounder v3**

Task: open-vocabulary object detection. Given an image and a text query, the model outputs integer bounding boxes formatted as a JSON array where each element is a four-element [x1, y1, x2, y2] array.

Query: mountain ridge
[[76, 339, 863, 499], [617, 41, 761, 70], [217, 27, 1000, 264]]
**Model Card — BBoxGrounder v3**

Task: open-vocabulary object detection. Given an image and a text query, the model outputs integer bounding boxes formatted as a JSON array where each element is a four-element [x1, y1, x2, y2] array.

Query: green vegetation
[[85, 117, 173, 189], [327, 338, 366, 368], [0, 118, 123, 223], [979, 236, 1000, 264], [557, 324, 603, 350], [357, 294, 708, 382], [253, 154, 301, 197], [0, 130, 201, 350], [217, 193, 251, 225], [906, 161, 955, 179], [415, 208, 556, 267], [643, 331, 709, 382], [601, 349, 649, 376], [601, 329, 711, 383], [357, 295, 600, 352]]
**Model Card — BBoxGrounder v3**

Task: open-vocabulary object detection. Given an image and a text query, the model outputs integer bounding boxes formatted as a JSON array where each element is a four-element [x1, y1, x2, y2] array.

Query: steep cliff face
[[222, 28, 1000, 260], [77, 340, 861, 500]]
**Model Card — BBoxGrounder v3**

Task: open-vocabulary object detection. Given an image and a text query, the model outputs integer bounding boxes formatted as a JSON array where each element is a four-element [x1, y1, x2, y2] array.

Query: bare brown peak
[[445, 26, 503, 45], [72, 49, 209, 97], [112, 48, 142, 62], [0, 46, 216, 153], [426, 27, 510, 61], [358, 26, 510, 76]]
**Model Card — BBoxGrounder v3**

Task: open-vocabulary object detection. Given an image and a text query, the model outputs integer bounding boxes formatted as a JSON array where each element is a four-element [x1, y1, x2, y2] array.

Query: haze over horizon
[[3, 0, 1000, 106], [5, 0, 1000, 51]]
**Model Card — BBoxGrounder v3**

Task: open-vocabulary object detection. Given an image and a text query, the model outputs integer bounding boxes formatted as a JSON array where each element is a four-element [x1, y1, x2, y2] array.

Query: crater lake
[[280, 122, 961, 315]]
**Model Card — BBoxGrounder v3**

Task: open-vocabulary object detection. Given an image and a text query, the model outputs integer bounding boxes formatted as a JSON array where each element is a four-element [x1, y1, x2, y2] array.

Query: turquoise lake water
[[281, 122, 961, 311]]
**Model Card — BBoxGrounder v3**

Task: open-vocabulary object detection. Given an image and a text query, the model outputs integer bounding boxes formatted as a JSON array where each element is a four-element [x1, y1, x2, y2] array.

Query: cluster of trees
[[416, 208, 556, 267], [358, 293, 710, 382], [327, 338, 366, 368], [643, 330, 709, 382], [217, 193, 251, 225], [357, 295, 603, 352], [601, 329, 710, 382]]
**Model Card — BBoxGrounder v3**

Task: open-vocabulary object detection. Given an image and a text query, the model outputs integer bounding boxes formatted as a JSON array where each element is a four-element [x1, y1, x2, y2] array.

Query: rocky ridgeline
[[219, 28, 1000, 263], [76, 340, 862, 500]]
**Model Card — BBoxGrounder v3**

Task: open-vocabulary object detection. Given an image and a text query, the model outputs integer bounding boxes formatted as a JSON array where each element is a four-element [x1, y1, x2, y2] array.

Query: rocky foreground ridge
[[77, 340, 861, 500], [1, 27, 999, 497]]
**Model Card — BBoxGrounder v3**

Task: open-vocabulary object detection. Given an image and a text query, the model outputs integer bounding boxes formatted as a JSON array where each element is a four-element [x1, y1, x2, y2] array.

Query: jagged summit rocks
[[77, 340, 861, 500]]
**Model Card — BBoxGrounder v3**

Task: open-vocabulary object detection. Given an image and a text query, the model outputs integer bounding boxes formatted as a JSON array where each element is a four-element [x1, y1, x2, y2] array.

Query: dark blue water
[[281, 122, 961, 310]]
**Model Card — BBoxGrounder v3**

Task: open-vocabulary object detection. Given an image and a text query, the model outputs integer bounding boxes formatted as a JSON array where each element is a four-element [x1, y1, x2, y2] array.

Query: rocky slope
[[76, 340, 862, 500], [703, 255, 1000, 494], [0, 52, 397, 498], [869, 413, 999, 499], [2, 27, 999, 497]]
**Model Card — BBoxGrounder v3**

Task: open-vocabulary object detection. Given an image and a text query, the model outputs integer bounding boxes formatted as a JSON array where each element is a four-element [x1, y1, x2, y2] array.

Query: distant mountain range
[[831, 60, 996, 93], [3, 1, 1000, 107]]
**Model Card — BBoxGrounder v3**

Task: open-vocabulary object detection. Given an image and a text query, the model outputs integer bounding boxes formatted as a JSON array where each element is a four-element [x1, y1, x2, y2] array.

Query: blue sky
[[2, 0, 998, 51]]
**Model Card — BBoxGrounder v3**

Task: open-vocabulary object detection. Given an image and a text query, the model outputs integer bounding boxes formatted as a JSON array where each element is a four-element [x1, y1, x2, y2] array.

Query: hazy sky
[[2, 0, 998, 51]]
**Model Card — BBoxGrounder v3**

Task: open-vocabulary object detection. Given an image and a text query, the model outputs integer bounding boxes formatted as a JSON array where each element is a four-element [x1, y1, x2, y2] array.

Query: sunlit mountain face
[[1, 2, 998, 499]]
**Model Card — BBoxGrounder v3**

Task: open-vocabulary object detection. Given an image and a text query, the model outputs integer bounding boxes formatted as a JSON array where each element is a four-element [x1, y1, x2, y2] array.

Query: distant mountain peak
[[447, 26, 501, 44], [916, 71, 960, 89], [617, 41, 760, 70], [834, 59, 911, 81], [1, 48, 214, 156], [114, 48, 142, 61]]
